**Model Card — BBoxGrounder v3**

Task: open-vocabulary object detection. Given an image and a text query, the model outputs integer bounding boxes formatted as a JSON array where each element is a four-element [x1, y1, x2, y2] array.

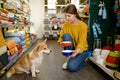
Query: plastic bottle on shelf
[[93, 38, 101, 49], [114, 35, 120, 45]]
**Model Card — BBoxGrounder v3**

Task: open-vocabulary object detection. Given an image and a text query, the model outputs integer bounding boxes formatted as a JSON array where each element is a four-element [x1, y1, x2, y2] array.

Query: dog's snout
[[50, 50, 52, 53]]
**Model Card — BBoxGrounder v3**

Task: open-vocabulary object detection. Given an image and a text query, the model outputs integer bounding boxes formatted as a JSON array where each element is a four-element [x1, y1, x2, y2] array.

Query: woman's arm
[[71, 23, 88, 57]]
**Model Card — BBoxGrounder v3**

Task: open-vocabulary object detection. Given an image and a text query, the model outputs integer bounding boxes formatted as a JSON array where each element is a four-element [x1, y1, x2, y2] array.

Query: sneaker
[[62, 61, 68, 69]]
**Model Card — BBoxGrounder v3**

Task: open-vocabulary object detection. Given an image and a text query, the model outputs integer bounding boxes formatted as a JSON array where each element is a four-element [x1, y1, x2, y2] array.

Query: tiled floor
[[0, 39, 111, 80]]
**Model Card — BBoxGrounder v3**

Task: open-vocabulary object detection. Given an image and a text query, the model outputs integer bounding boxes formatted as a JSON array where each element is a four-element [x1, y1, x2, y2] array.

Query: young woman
[[57, 4, 90, 72]]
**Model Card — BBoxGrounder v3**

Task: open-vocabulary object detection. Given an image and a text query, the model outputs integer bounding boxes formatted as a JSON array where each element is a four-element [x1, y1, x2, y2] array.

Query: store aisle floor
[[1, 39, 107, 80]]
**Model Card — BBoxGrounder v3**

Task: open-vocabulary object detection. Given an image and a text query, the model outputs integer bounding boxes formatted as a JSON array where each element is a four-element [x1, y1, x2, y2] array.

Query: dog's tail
[[6, 67, 15, 78]]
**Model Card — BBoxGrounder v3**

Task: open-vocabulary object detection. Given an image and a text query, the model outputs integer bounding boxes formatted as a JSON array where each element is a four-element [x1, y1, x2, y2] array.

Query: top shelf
[[0, 1, 30, 15]]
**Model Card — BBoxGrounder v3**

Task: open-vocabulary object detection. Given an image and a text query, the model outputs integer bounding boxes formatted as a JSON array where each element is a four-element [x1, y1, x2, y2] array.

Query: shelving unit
[[88, 0, 120, 79], [0, 38, 38, 77], [0, 0, 37, 77], [43, 17, 64, 39], [89, 57, 117, 80]]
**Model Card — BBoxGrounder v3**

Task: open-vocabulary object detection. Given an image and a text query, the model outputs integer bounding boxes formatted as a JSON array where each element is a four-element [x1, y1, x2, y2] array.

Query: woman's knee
[[67, 63, 79, 72], [62, 33, 72, 41]]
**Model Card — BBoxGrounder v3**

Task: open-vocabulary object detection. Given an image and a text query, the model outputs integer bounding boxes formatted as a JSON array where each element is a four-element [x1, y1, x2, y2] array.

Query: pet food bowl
[[61, 41, 72, 47], [62, 50, 73, 57]]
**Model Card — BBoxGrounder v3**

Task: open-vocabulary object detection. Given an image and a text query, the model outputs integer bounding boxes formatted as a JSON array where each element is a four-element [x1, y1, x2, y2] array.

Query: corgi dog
[[6, 39, 51, 78]]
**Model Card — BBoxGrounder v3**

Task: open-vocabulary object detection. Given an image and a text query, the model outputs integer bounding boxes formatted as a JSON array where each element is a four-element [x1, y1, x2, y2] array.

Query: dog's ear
[[43, 38, 47, 43], [36, 45, 41, 52], [38, 39, 47, 46], [44, 38, 47, 42]]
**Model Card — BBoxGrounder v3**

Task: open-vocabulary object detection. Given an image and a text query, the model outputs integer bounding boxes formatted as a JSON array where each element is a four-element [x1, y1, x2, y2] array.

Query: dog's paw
[[26, 71, 30, 74], [35, 70, 40, 73], [32, 73, 36, 77], [6, 73, 12, 78]]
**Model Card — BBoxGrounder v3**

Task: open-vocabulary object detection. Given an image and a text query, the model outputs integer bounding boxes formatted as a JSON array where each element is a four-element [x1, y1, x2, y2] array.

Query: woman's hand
[[71, 48, 80, 58], [58, 42, 64, 47], [59, 42, 64, 47]]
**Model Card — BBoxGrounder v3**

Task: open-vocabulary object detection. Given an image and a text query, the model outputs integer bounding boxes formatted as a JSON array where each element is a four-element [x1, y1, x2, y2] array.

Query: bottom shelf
[[89, 57, 117, 80], [0, 38, 39, 77]]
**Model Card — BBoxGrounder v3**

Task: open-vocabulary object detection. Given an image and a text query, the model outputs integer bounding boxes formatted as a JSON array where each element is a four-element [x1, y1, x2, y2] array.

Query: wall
[[89, 0, 116, 50], [29, 0, 45, 38]]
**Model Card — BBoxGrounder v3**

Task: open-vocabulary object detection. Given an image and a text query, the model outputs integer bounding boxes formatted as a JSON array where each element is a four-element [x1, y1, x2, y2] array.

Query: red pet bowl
[[61, 41, 72, 47]]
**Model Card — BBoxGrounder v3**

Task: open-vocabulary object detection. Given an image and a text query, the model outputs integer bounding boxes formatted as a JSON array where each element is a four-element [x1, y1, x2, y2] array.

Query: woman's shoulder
[[80, 20, 88, 26], [64, 21, 70, 24], [63, 22, 71, 27], [79, 20, 88, 29], [79, 20, 86, 24]]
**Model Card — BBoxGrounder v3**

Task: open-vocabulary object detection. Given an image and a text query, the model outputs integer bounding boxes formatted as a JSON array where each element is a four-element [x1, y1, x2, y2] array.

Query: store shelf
[[0, 0, 32, 77], [89, 57, 117, 80], [0, 38, 38, 77], [79, 12, 89, 18]]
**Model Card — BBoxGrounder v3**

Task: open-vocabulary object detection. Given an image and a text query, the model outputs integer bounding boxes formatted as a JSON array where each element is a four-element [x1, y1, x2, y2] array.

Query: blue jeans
[[62, 33, 89, 72]]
